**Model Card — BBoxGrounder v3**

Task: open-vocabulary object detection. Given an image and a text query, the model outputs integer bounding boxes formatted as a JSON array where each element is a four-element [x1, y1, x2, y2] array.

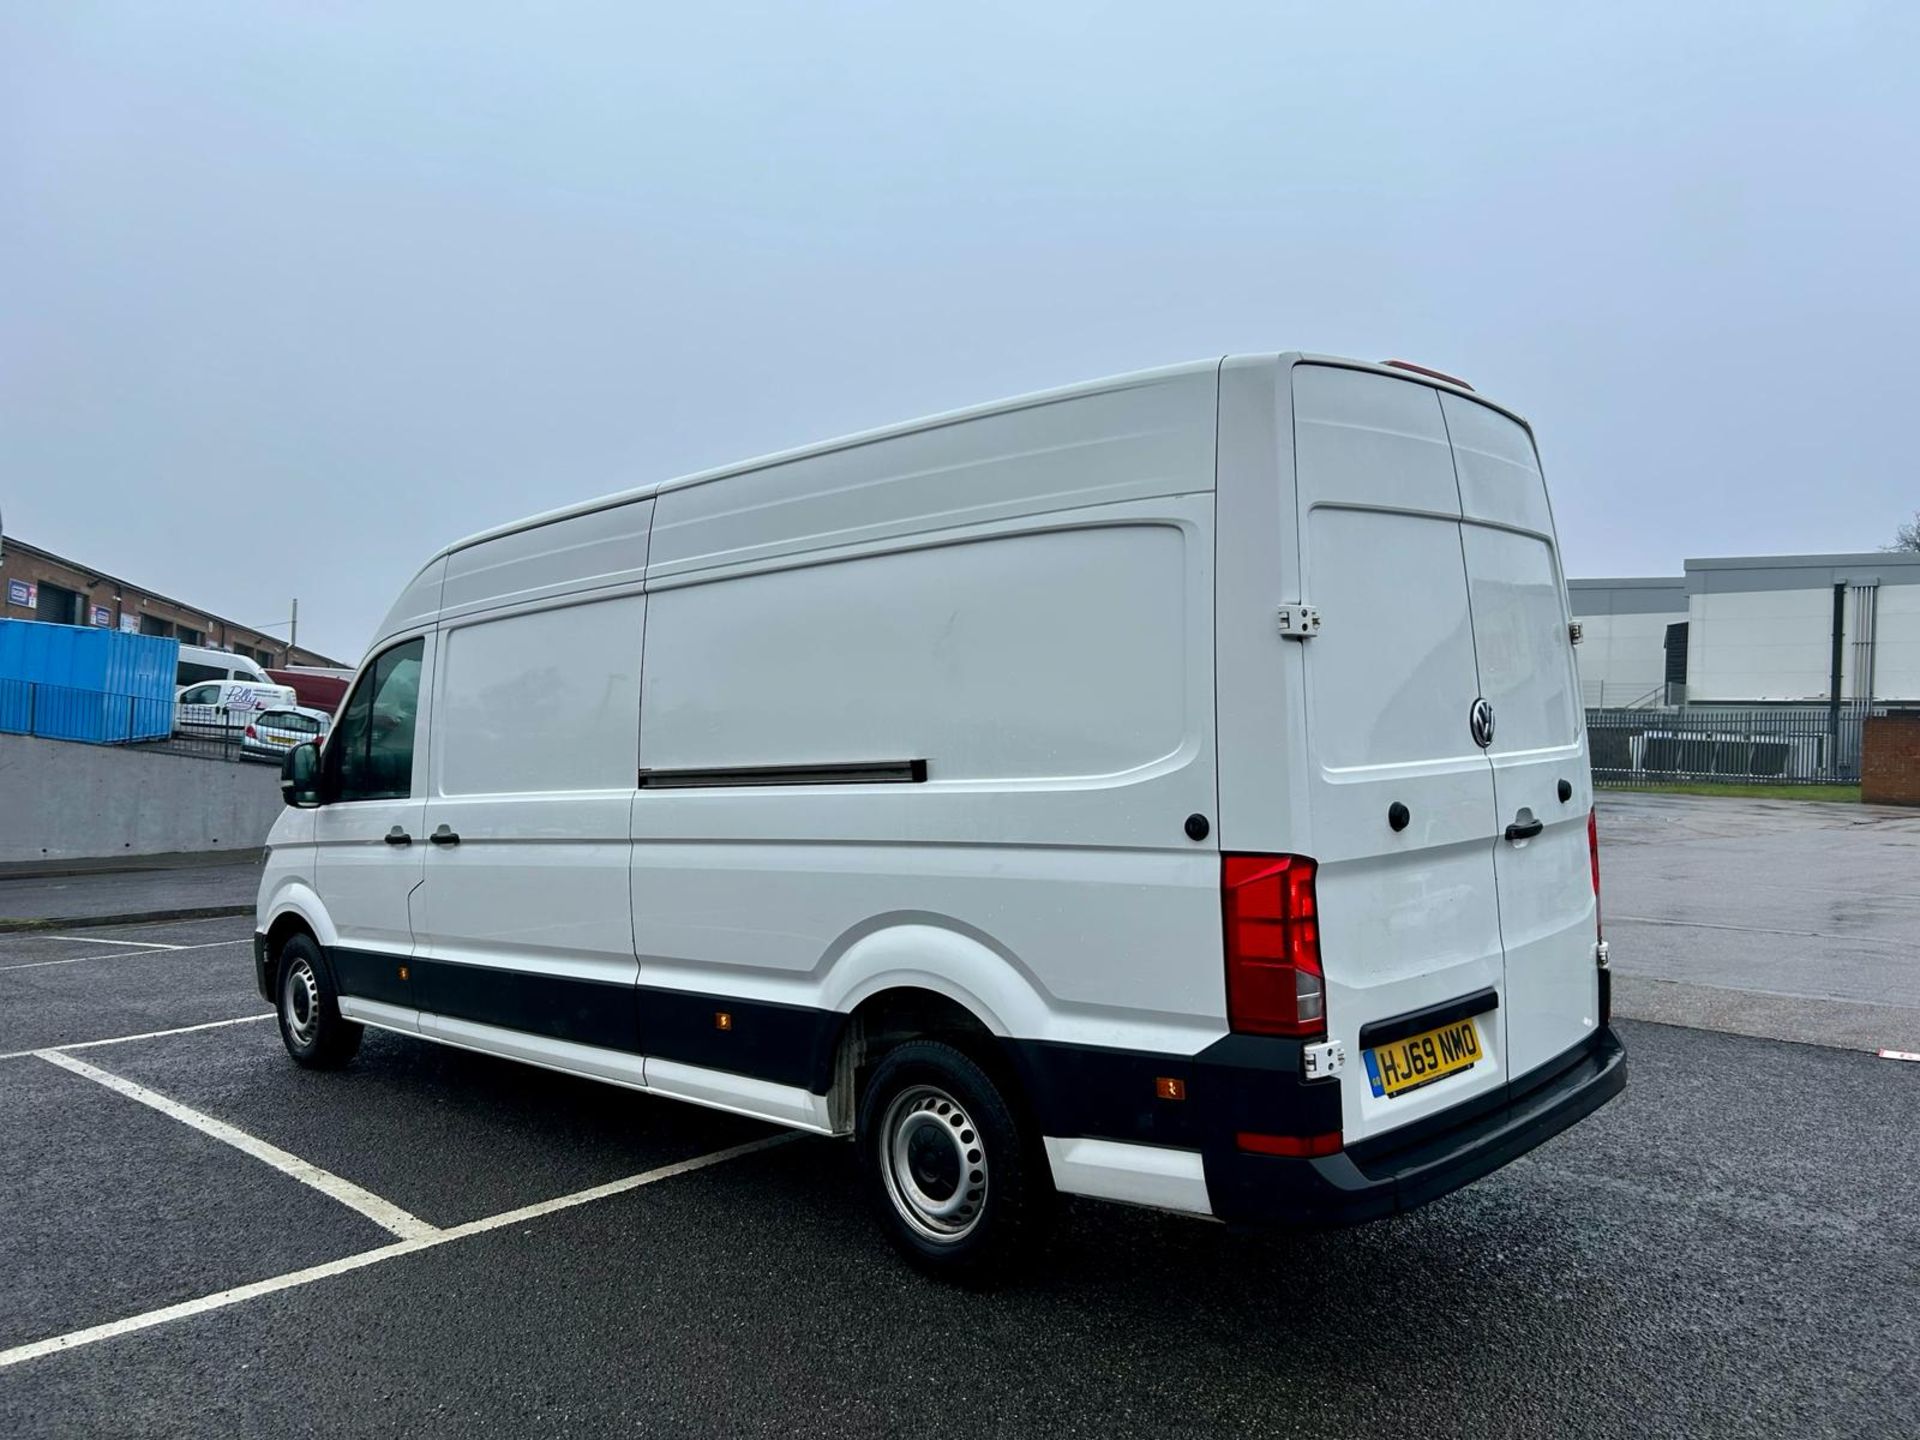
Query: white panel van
[[258, 354, 1624, 1281], [177, 642, 274, 688]]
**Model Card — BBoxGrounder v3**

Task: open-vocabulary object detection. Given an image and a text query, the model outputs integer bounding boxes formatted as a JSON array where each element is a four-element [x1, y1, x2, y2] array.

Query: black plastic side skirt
[[323, 947, 843, 1090], [318, 949, 1352, 1168]]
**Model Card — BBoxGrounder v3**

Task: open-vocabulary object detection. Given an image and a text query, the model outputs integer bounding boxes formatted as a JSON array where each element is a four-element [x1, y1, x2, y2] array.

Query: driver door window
[[327, 639, 426, 803]]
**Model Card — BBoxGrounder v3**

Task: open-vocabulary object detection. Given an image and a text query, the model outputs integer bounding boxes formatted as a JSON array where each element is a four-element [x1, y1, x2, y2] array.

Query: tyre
[[857, 1038, 1052, 1284], [275, 933, 362, 1069]]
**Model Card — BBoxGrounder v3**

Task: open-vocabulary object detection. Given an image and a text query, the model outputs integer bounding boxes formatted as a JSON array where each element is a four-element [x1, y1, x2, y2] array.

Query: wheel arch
[[818, 922, 1054, 1136], [260, 883, 338, 997]]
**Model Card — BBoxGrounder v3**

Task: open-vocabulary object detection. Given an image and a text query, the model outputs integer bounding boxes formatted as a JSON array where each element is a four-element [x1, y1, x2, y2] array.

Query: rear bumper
[[1203, 1026, 1627, 1227]]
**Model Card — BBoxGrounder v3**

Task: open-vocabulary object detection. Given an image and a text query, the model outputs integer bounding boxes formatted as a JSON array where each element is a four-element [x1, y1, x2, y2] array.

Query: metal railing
[[0, 678, 267, 763], [1579, 680, 1671, 710], [1587, 701, 1877, 788]]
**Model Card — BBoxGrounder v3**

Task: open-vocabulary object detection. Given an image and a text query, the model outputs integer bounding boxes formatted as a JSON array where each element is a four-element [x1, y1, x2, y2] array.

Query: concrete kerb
[[0, 905, 254, 935], [0, 849, 266, 882]]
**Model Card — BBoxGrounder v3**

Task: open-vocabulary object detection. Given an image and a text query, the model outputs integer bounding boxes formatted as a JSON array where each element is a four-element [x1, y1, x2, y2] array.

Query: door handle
[[384, 827, 412, 847], [1504, 818, 1544, 843], [428, 825, 461, 846]]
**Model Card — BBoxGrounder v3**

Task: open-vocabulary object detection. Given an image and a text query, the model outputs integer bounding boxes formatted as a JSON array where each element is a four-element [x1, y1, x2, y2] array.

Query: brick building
[[0, 536, 343, 670]]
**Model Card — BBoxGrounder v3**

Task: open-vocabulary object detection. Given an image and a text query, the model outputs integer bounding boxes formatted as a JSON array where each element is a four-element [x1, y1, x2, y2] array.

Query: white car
[[176, 679, 297, 733], [241, 706, 331, 763], [258, 352, 1623, 1282]]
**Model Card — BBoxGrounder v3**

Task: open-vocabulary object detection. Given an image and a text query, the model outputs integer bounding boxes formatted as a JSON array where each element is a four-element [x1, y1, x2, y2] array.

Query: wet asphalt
[[1, 794, 1916, 1438]]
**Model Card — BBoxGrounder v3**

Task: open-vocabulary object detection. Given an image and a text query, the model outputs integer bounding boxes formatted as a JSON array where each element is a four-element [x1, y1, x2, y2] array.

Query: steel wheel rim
[[283, 956, 321, 1048], [879, 1083, 988, 1243]]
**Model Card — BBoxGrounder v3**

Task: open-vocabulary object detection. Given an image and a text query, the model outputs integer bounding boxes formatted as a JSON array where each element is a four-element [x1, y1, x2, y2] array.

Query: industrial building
[[1571, 551, 1920, 709], [0, 536, 343, 670]]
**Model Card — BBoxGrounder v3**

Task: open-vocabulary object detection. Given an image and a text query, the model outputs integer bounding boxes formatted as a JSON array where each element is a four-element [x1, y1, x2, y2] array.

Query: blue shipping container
[[0, 620, 180, 744]]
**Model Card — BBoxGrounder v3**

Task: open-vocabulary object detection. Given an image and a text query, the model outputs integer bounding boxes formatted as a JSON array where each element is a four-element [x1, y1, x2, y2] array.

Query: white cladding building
[[1570, 552, 1920, 708]]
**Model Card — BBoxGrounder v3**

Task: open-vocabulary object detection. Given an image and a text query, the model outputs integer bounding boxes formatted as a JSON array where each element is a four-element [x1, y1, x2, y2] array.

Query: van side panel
[[631, 506, 1220, 1058], [631, 371, 1222, 1071], [639, 525, 1186, 782]]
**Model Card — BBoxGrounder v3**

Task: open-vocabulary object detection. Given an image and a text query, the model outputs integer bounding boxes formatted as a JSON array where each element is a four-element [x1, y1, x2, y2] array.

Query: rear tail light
[[245, 724, 257, 739], [1222, 854, 1325, 1038], [1588, 807, 1601, 938]]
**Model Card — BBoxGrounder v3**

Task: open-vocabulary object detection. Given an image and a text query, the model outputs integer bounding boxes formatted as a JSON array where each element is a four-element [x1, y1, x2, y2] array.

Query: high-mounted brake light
[[1222, 854, 1325, 1038], [1588, 808, 1602, 938], [1382, 359, 1475, 391]]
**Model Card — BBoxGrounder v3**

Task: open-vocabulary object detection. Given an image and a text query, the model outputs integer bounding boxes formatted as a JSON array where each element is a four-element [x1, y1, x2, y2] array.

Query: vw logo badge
[[1470, 697, 1496, 749]]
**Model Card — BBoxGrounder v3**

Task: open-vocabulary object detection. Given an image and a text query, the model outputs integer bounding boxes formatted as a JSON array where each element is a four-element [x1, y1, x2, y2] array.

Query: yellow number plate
[[1364, 1018, 1483, 1098]]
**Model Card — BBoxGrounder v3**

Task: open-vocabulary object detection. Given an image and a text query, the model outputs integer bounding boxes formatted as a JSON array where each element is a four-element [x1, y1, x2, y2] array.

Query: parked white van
[[177, 677, 298, 733], [177, 642, 273, 688], [257, 354, 1624, 1280]]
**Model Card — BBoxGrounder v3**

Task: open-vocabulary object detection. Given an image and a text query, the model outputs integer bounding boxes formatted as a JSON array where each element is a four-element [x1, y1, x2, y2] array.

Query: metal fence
[[0, 678, 270, 763], [1587, 701, 1876, 788]]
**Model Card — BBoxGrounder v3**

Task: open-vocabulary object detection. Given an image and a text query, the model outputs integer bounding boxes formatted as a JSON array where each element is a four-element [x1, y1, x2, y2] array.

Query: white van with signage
[[177, 678, 297, 733], [257, 354, 1623, 1281]]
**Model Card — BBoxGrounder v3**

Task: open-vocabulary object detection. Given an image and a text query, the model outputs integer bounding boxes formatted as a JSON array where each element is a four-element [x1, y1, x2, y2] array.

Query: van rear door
[[1290, 365, 1510, 1145], [1440, 392, 1598, 1079]]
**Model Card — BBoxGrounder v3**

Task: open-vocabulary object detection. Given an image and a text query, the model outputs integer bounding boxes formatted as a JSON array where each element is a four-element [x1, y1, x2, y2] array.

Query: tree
[[1893, 511, 1920, 553]]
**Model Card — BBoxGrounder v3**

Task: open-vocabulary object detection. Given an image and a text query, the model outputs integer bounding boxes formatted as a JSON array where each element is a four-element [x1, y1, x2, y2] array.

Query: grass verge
[[1597, 781, 1860, 803]]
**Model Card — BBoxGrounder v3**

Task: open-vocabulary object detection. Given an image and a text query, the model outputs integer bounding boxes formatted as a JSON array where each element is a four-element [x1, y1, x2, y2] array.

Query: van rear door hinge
[[1302, 1039, 1345, 1079], [1277, 604, 1321, 639]]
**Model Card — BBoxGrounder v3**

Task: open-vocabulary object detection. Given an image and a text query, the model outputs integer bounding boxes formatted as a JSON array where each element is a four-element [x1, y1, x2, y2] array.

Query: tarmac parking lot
[[2, 794, 1917, 1438]]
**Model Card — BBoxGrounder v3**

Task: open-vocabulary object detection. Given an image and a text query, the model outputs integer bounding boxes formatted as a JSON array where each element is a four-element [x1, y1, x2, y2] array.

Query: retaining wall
[[0, 733, 283, 864]]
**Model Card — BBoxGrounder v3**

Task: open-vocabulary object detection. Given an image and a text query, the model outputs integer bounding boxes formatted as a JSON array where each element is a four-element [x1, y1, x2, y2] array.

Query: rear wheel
[[857, 1039, 1051, 1284], [276, 933, 361, 1069]]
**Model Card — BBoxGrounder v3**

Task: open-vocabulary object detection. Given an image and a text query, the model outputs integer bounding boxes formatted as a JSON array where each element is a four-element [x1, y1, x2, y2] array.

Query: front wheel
[[857, 1039, 1051, 1285], [276, 933, 362, 1069]]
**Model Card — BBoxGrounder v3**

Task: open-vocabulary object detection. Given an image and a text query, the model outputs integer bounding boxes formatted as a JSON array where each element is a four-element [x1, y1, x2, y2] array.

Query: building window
[[176, 627, 205, 647]]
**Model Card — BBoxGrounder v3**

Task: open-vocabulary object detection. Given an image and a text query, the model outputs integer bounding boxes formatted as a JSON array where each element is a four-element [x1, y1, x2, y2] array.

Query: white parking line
[[39, 935, 190, 949], [0, 1133, 794, 1370], [0, 938, 245, 974], [37, 1049, 439, 1241], [0, 1013, 272, 1063]]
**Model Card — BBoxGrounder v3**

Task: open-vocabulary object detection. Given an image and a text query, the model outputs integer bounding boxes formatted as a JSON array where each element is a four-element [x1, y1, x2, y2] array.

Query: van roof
[[179, 642, 263, 664], [409, 350, 1530, 585], [425, 358, 1227, 565]]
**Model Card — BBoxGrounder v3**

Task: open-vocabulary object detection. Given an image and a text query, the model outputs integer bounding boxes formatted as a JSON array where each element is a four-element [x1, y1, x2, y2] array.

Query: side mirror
[[281, 741, 323, 808]]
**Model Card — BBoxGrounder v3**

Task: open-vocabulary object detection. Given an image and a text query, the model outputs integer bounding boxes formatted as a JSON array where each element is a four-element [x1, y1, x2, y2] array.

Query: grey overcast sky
[[3, 3, 1915, 662]]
